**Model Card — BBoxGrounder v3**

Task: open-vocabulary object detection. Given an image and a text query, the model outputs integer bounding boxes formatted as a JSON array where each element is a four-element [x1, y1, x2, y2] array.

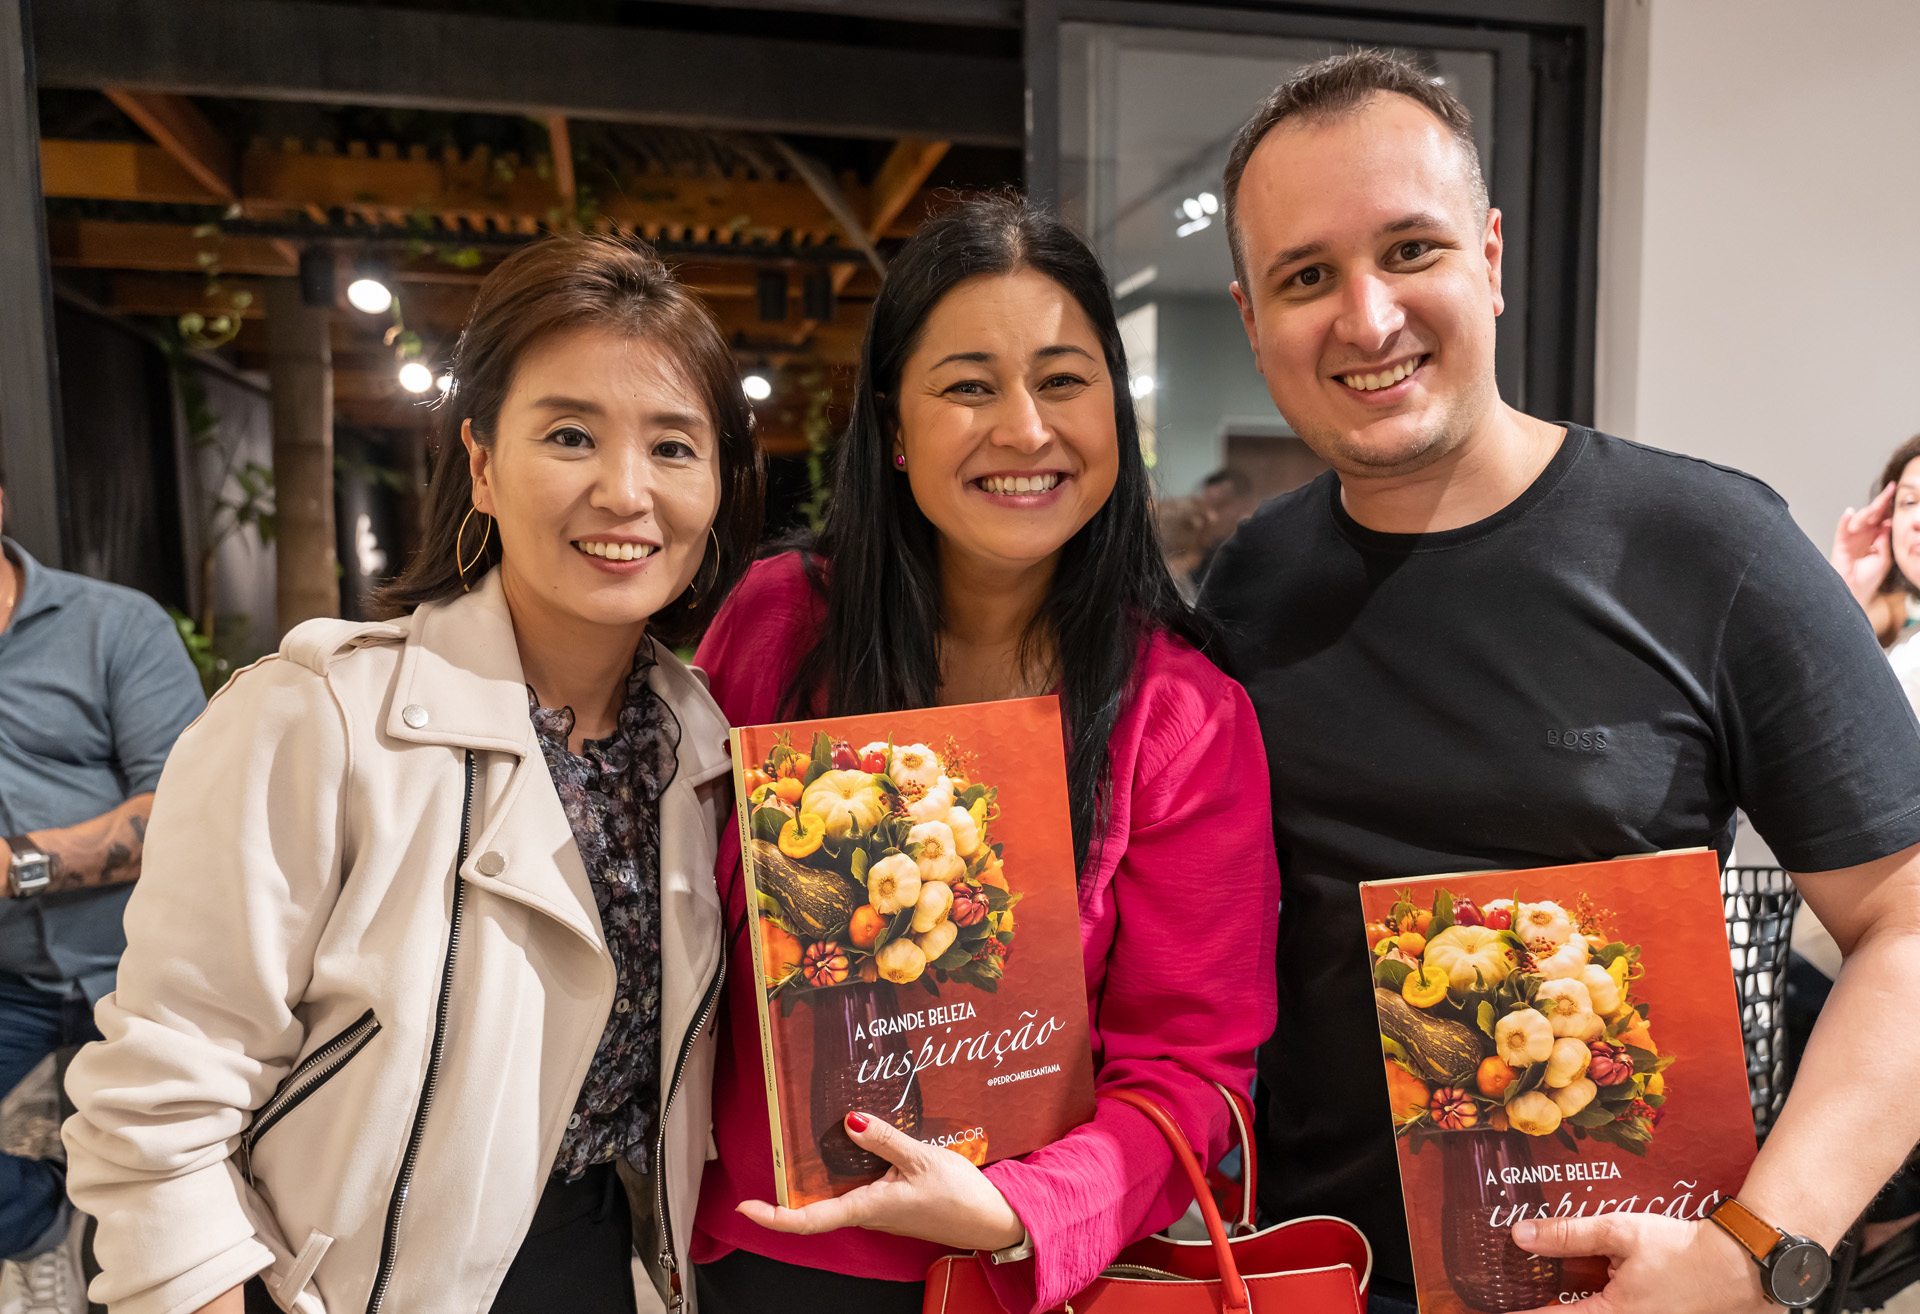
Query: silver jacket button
[[401, 704, 429, 728], [614, 997, 631, 1014], [475, 851, 506, 876]]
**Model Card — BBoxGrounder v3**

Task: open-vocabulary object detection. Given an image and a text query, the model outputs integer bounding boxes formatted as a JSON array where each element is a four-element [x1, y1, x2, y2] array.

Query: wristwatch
[[1709, 1197, 1832, 1307], [6, 836, 51, 898]]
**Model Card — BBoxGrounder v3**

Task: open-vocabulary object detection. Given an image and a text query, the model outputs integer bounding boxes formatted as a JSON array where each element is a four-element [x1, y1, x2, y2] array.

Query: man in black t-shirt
[[1200, 52, 1920, 1314]]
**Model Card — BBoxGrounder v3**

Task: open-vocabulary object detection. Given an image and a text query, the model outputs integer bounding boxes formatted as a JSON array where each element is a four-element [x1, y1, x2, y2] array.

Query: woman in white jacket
[[62, 234, 763, 1314]]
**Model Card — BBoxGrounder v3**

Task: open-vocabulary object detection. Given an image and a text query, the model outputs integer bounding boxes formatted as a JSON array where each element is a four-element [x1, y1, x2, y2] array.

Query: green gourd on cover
[[752, 839, 865, 940]]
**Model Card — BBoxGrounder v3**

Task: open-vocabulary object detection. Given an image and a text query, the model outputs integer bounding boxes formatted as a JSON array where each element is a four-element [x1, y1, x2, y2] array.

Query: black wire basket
[[1722, 866, 1801, 1141]]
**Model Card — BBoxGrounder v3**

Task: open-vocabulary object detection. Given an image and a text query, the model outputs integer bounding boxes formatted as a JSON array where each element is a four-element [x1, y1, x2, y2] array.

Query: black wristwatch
[[6, 836, 51, 898], [1709, 1196, 1832, 1307]]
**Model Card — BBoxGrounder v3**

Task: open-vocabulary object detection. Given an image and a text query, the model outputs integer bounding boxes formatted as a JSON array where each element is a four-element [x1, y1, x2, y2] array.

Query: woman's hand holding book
[[736, 1111, 1028, 1254]]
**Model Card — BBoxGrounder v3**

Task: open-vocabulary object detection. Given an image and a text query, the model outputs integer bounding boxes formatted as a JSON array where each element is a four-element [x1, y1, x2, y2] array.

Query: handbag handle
[[1212, 1079, 1257, 1235], [1105, 1089, 1251, 1313]]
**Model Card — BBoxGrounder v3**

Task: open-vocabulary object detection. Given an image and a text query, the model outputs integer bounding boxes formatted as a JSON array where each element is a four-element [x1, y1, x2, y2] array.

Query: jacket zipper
[[365, 749, 475, 1314], [654, 955, 726, 1311], [242, 1008, 382, 1180]]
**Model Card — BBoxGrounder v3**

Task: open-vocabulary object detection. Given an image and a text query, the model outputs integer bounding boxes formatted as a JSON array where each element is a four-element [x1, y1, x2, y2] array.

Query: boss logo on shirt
[[1547, 728, 1608, 751]]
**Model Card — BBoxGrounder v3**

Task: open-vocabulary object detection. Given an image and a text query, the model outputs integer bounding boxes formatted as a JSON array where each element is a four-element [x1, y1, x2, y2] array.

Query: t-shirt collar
[[1326, 424, 1590, 554]]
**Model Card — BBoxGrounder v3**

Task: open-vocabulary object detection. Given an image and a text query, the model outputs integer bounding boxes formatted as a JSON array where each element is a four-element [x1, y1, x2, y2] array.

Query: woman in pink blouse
[[690, 195, 1279, 1314]]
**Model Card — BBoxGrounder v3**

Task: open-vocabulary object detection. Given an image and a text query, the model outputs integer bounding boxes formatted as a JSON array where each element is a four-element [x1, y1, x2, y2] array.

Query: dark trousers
[[493, 1163, 638, 1314], [0, 972, 100, 1259], [695, 1248, 925, 1314], [246, 1162, 639, 1313]]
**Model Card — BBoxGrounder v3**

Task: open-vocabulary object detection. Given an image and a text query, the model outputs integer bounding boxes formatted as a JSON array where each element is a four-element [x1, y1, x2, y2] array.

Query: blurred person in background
[[1154, 494, 1211, 599], [0, 476, 204, 1314], [1193, 467, 1257, 582], [1829, 434, 1920, 688], [1801, 433, 1920, 1308]]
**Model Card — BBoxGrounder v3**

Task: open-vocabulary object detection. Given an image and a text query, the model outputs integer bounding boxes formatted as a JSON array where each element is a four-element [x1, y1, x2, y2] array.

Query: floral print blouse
[[528, 647, 679, 1181]]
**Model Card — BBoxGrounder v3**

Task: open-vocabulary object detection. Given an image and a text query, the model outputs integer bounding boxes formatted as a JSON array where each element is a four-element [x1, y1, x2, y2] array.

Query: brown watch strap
[[1711, 1197, 1782, 1261]]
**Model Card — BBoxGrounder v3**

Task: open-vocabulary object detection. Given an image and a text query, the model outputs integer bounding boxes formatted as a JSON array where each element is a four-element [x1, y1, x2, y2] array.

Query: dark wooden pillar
[[0, 0, 66, 565], [265, 277, 338, 634]]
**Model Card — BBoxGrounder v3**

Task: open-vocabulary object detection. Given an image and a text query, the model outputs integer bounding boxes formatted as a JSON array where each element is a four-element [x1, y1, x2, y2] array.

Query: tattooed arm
[[2, 793, 156, 894]]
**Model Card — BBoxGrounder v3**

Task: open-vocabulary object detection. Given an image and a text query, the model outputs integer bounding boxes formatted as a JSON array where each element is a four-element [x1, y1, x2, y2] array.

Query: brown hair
[[1222, 49, 1488, 290], [376, 233, 764, 647], [1876, 435, 1920, 597]]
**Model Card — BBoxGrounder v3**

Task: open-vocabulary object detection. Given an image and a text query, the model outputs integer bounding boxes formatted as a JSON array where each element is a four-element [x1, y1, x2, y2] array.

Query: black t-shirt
[[1200, 426, 1920, 1287]]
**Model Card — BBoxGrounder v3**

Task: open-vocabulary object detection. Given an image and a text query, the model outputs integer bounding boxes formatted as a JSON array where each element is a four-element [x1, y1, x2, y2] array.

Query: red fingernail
[[846, 1111, 869, 1132]]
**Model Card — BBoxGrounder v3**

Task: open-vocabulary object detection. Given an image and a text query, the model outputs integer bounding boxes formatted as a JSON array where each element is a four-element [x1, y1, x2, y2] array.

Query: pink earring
[[894, 453, 906, 469]]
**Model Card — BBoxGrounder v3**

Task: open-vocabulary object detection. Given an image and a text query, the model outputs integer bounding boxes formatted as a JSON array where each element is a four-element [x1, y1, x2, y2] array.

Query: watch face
[[11, 854, 51, 894], [1768, 1240, 1832, 1307]]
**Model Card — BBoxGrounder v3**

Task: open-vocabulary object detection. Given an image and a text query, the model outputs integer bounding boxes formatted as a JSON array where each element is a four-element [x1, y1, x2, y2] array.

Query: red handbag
[[924, 1082, 1372, 1313]]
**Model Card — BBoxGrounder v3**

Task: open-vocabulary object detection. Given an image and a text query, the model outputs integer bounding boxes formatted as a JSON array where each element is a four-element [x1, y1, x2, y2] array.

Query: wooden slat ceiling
[[40, 89, 961, 450]]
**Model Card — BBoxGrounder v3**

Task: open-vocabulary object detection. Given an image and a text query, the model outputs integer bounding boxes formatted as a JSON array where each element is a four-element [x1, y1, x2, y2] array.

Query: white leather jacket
[[62, 570, 729, 1314]]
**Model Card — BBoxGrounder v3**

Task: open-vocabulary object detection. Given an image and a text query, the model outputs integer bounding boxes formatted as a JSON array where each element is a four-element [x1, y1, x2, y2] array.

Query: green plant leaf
[[932, 946, 973, 970], [1430, 889, 1456, 937], [1374, 959, 1413, 991], [1476, 1001, 1497, 1039], [1508, 1062, 1547, 1101], [751, 808, 789, 843]]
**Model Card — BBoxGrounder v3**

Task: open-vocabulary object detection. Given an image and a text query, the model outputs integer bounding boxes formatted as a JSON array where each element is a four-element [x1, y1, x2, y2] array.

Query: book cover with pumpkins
[[1361, 850, 1759, 1313], [732, 695, 1097, 1207]]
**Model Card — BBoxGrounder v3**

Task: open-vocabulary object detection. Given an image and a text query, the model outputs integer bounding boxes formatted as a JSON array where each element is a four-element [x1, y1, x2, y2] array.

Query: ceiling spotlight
[[1130, 374, 1156, 400], [398, 361, 435, 393], [1174, 192, 1220, 238], [436, 372, 453, 394], [742, 373, 773, 401], [347, 277, 393, 315]]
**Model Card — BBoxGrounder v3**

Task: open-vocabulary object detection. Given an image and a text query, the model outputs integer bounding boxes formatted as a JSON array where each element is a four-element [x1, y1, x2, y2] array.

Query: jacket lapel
[[383, 577, 733, 962], [384, 575, 605, 948]]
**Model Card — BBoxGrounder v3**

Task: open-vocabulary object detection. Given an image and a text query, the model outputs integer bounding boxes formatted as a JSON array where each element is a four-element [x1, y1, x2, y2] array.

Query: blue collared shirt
[[0, 538, 205, 1000]]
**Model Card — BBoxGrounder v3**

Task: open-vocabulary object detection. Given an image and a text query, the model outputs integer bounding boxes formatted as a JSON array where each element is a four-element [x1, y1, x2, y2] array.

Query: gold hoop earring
[[455, 505, 493, 592], [686, 526, 720, 609]]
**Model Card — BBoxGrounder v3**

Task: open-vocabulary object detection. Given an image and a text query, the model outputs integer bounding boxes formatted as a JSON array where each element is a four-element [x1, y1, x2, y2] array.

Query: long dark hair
[[377, 233, 764, 647], [787, 194, 1210, 871]]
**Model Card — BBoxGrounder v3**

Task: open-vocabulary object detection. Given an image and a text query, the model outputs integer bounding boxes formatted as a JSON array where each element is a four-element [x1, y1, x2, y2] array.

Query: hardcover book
[[732, 695, 1097, 1207], [1360, 850, 1759, 1313]]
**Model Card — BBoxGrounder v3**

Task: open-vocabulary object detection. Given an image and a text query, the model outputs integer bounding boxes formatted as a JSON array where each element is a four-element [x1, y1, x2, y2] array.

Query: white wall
[[1595, 0, 1920, 546]]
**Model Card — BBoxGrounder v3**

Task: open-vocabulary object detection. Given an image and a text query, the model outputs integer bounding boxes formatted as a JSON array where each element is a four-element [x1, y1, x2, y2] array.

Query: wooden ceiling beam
[[101, 88, 236, 201], [39, 138, 221, 204], [545, 115, 576, 229], [47, 218, 297, 275], [868, 139, 950, 242], [42, 137, 860, 242], [832, 136, 948, 295]]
